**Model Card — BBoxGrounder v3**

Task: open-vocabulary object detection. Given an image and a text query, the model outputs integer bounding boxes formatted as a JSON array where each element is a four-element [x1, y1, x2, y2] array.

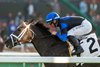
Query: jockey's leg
[[68, 36, 84, 55], [67, 19, 92, 55]]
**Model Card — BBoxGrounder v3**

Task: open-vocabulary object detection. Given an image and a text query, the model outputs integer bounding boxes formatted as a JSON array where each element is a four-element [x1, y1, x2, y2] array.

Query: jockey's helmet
[[46, 12, 60, 24]]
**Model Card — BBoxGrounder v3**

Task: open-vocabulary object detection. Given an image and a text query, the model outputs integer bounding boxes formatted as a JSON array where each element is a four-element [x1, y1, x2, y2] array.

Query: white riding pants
[[67, 19, 92, 36]]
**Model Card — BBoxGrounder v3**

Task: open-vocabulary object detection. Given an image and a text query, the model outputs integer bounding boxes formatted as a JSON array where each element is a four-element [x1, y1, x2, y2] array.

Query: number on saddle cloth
[[70, 33, 100, 57]]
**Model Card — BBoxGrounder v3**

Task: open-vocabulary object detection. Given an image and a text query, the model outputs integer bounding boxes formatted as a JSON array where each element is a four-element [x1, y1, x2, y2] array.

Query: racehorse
[[5, 20, 100, 67]]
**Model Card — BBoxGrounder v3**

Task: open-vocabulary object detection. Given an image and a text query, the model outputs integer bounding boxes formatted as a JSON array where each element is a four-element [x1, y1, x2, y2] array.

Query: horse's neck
[[31, 23, 51, 56], [31, 23, 70, 56]]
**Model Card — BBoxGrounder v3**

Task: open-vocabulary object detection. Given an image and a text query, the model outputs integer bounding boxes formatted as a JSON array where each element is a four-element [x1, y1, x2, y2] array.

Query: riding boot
[[68, 35, 84, 56]]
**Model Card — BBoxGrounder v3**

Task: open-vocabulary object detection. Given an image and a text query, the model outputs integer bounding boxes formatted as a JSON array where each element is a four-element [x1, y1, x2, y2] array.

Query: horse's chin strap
[[10, 22, 35, 47]]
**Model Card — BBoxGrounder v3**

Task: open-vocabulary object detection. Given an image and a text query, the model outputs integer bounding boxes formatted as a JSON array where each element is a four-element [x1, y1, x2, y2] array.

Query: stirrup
[[72, 50, 84, 56]]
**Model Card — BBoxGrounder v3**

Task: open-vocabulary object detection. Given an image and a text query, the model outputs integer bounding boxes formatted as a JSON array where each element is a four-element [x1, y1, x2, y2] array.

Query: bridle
[[10, 22, 35, 47]]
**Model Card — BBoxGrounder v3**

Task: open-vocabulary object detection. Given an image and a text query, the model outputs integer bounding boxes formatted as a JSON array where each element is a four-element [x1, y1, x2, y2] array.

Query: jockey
[[46, 12, 92, 55]]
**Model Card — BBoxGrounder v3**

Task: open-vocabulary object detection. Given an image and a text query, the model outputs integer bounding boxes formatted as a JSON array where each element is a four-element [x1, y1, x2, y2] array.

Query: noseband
[[10, 22, 35, 47]]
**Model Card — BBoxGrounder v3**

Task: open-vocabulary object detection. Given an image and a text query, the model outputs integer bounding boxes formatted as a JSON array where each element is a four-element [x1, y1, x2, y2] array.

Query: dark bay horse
[[5, 20, 100, 67], [5, 20, 75, 67]]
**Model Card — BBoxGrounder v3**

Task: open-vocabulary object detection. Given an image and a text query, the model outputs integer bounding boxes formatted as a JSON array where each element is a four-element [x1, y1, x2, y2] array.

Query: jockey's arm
[[56, 27, 68, 42], [47, 24, 68, 42], [46, 22, 68, 42], [56, 23, 68, 42]]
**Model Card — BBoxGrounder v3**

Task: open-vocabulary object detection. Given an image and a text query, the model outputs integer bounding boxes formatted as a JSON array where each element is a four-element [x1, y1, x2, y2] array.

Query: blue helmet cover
[[46, 12, 60, 23]]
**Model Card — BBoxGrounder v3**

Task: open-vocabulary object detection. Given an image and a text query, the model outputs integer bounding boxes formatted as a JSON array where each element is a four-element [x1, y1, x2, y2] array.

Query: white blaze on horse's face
[[10, 22, 35, 47]]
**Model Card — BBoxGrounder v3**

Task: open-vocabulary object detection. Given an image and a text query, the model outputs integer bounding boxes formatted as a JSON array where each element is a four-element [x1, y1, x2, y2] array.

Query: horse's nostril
[[6, 44, 13, 49], [29, 37, 32, 39]]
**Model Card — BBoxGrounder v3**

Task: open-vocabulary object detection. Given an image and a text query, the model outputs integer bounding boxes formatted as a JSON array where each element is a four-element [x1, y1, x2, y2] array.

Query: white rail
[[0, 53, 99, 63], [0, 52, 40, 56]]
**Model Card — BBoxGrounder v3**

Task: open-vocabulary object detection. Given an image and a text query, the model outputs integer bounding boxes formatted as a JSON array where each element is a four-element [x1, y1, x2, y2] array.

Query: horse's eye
[[18, 28, 21, 31]]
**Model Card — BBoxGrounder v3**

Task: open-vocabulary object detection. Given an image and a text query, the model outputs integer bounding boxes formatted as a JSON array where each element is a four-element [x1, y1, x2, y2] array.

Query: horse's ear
[[17, 20, 26, 28], [19, 20, 24, 24], [19, 21, 27, 28], [22, 22, 27, 27]]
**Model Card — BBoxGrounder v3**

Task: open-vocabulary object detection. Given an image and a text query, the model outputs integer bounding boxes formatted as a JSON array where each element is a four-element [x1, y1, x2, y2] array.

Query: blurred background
[[0, 0, 100, 52], [0, 0, 99, 67]]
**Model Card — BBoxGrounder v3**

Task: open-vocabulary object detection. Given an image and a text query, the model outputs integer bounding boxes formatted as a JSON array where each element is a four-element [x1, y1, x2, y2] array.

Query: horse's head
[[5, 20, 36, 48]]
